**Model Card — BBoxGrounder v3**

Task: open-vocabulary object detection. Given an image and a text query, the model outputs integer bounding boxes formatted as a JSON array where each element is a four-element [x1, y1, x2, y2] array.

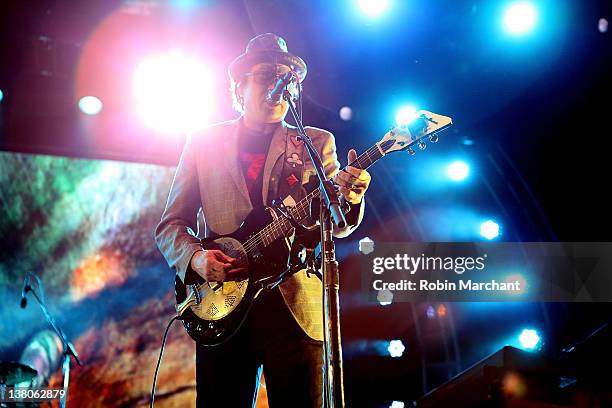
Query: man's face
[[240, 63, 298, 124]]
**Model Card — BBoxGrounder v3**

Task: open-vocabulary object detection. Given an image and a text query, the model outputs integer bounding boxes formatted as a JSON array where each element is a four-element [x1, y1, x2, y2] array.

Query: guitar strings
[[241, 141, 390, 253], [246, 136, 410, 253], [242, 140, 393, 254], [240, 142, 387, 254]]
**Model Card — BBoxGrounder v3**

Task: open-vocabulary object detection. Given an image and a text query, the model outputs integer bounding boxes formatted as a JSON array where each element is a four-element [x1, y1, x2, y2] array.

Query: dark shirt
[[238, 121, 276, 208]]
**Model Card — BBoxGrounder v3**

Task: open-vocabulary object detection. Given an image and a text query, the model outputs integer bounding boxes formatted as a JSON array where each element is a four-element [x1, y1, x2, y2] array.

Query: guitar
[[175, 110, 453, 346]]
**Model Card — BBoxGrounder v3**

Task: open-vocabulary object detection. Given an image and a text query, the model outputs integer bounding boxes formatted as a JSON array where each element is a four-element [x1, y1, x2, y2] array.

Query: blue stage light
[[78, 96, 103, 115], [448, 161, 470, 181], [390, 402, 405, 408], [504, 2, 537, 35], [518, 328, 540, 350], [387, 340, 405, 357], [171, 0, 202, 10], [480, 220, 500, 240], [357, 0, 390, 17], [0, 89, 4, 103]]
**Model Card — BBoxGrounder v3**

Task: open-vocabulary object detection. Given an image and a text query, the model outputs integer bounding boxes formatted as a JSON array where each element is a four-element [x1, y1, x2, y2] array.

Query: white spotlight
[[133, 52, 214, 134], [339, 106, 353, 121], [357, 0, 390, 17], [387, 340, 405, 358], [377, 289, 393, 306], [395, 105, 418, 127], [447, 161, 470, 181], [480, 220, 500, 240], [504, 2, 537, 35], [599, 18, 608, 33], [518, 329, 541, 350], [78, 96, 103, 115]]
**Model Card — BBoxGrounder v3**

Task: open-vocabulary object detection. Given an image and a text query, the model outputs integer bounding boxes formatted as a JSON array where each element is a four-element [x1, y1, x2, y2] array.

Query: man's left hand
[[334, 149, 371, 205]]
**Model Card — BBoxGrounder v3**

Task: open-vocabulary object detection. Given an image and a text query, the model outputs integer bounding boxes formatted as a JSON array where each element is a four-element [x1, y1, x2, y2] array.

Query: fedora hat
[[228, 33, 307, 82]]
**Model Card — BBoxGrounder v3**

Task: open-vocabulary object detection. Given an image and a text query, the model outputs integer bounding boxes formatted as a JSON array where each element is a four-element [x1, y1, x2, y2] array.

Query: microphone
[[265, 72, 295, 106], [20, 274, 30, 308]]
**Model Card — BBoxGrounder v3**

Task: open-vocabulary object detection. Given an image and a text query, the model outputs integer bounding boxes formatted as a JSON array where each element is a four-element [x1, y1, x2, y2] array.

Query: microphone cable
[[150, 315, 181, 408]]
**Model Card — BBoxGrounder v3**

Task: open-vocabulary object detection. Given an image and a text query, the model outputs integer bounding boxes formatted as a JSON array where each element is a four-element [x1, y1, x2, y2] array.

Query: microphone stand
[[282, 89, 347, 408], [23, 274, 81, 408]]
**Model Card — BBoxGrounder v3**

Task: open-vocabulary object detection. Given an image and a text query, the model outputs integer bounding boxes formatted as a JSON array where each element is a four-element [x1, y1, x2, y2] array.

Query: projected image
[[0, 152, 200, 407]]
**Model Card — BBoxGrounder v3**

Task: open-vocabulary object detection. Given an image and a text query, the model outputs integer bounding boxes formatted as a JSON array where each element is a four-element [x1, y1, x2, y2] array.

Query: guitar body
[[174, 206, 293, 346]]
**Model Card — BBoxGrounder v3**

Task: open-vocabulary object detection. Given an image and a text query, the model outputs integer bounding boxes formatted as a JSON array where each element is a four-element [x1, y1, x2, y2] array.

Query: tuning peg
[[429, 134, 438, 143], [407, 147, 416, 155], [418, 140, 427, 150]]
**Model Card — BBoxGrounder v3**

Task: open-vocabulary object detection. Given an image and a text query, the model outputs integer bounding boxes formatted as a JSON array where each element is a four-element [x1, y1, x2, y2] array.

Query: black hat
[[228, 33, 307, 82]]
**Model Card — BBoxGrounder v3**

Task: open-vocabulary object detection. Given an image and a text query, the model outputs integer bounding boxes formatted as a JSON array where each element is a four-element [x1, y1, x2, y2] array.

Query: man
[[155, 33, 371, 407]]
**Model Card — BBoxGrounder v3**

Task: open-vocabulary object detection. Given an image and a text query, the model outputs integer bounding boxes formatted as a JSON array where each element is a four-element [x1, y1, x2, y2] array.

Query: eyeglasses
[[244, 70, 296, 86]]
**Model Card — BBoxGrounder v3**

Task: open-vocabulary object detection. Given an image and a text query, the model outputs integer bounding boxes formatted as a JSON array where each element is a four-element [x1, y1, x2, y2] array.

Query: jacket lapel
[[262, 123, 288, 204]]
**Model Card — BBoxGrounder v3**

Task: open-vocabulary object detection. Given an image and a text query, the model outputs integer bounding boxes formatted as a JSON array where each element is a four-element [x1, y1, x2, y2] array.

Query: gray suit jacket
[[155, 118, 364, 341]]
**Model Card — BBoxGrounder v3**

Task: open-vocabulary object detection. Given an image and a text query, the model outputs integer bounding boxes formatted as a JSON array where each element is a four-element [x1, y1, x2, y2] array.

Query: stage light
[[78, 96, 103, 115], [426, 305, 436, 319], [461, 136, 475, 146], [133, 52, 214, 134], [395, 105, 418, 126], [503, 2, 537, 35], [171, 0, 201, 9], [390, 402, 405, 408], [506, 273, 527, 294], [387, 340, 405, 357], [359, 236, 374, 254], [599, 18, 609, 33], [502, 372, 527, 398], [480, 220, 500, 240], [339, 106, 353, 121], [357, 0, 390, 17], [377, 289, 393, 306], [437, 304, 447, 318], [447, 161, 469, 181], [0, 89, 4, 103], [518, 328, 540, 350]]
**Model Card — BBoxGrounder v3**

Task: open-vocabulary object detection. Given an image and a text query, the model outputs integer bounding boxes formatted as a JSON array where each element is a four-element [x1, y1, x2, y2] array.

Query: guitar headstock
[[378, 110, 453, 155]]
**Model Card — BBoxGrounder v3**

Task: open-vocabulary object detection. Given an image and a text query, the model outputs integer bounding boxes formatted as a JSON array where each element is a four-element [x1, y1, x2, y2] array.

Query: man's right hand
[[190, 249, 246, 282]]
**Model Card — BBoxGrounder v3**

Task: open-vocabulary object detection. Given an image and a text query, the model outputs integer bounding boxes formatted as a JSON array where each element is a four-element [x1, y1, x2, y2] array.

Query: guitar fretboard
[[242, 139, 395, 255]]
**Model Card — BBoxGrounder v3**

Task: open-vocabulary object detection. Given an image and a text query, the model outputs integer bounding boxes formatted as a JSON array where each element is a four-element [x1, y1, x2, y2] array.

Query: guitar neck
[[249, 140, 392, 251], [291, 140, 390, 216], [247, 111, 452, 254]]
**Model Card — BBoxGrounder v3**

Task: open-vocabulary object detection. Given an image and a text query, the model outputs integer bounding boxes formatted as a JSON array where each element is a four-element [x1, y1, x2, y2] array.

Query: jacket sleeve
[[318, 130, 365, 238], [155, 136, 203, 283]]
